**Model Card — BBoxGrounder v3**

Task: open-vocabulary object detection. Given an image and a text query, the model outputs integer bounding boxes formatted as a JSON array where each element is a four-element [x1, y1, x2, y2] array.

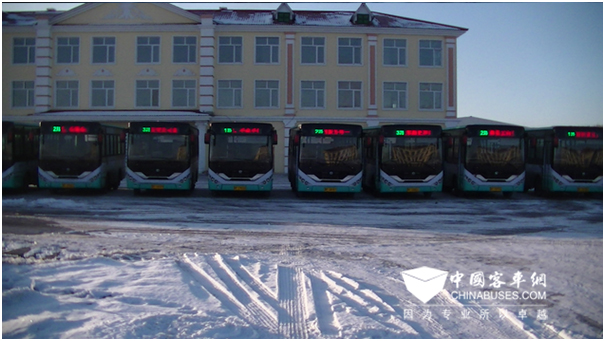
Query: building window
[[338, 38, 362, 65], [12, 81, 34, 108], [136, 80, 159, 107], [91, 80, 114, 107], [301, 81, 325, 108], [13, 38, 35, 64], [92, 37, 115, 64], [56, 80, 79, 108], [137, 36, 160, 63], [173, 36, 196, 63], [383, 82, 407, 109], [301, 37, 324, 64], [217, 80, 242, 108], [57, 37, 79, 64], [419, 40, 442, 67], [419, 83, 443, 110], [172, 80, 196, 108], [338, 81, 362, 108], [218, 36, 242, 63], [255, 80, 279, 108], [383, 39, 406, 66], [256, 37, 279, 64]]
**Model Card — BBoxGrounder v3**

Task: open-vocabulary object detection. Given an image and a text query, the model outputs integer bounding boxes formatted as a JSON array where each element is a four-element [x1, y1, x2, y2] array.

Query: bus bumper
[[547, 168, 603, 193], [379, 171, 443, 193], [461, 170, 525, 193], [38, 167, 105, 189], [126, 168, 193, 191], [208, 169, 273, 192], [296, 171, 362, 193]]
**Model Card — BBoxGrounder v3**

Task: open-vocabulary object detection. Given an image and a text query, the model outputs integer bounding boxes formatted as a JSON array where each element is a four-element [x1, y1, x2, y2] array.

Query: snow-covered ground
[[2, 176, 603, 338]]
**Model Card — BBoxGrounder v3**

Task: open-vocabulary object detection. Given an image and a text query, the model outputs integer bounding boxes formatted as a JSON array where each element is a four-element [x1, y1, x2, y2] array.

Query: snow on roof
[[3, 6, 467, 32]]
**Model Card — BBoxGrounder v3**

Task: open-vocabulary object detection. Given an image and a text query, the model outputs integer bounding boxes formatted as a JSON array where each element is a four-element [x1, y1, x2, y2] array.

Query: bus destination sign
[[567, 131, 599, 139], [395, 129, 432, 136], [314, 129, 351, 136], [223, 127, 261, 134], [479, 129, 515, 137], [52, 126, 89, 134], [141, 127, 179, 134]]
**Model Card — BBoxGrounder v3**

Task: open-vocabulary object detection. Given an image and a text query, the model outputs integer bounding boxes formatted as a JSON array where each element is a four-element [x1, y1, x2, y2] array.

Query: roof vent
[[273, 3, 295, 24], [352, 3, 373, 25]]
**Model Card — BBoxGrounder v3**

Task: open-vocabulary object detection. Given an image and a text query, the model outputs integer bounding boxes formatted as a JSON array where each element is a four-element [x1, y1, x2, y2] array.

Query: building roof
[[3, 3, 467, 35]]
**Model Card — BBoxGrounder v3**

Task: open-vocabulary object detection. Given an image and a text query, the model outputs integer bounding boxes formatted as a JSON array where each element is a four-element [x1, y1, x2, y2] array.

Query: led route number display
[[395, 130, 432, 136], [52, 126, 89, 133], [479, 129, 515, 137], [141, 127, 179, 134], [314, 129, 351, 136], [567, 131, 599, 139], [223, 127, 261, 134]]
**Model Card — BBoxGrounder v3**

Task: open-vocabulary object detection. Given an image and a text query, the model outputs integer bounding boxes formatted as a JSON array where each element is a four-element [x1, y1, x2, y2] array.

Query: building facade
[[3, 3, 468, 173]]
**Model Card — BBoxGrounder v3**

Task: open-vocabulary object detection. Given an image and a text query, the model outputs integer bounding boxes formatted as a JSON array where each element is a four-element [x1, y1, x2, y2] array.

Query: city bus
[[525, 126, 602, 193], [126, 122, 199, 193], [3, 122, 39, 189], [363, 124, 443, 196], [38, 121, 125, 191], [205, 122, 277, 192], [442, 124, 525, 196], [288, 123, 363, 194]]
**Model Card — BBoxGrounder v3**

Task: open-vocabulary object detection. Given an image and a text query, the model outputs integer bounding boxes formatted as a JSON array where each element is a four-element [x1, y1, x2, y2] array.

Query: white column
[[446, 37, 457, 118], [199, 16, 215, 114], [195, 121, 208, 174], [283, 119, 297, 173], [35, 19, 52, 113]]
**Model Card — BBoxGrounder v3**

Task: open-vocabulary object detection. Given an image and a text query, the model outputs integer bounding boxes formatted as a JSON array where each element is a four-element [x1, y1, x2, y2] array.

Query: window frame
[[136, 36, 161, 64], [12, 37, 36, 65], [254, 80, 280, 109], [418, 82, 444, 111], [217, 36, 243, 64], [91, 36, 116, 64], [383, 38, 407, 67], [56, 37, 80, 65], [300, 37, 325, 65], [171, 79, 197, 108], [90, 80, 115, 108], [382, 82, 408, 110], [173, 36, 197, 64], [135, 79, 160, 108], [300, 80, 326, 109], [337, 37, 362, 66], [255, 36, 280, 65], [217, 80, 243, 109], [55, 80, 79, 108], [11, 80, 35, 108], [337, 81, 363, 109], [419, 40, 443, 67]]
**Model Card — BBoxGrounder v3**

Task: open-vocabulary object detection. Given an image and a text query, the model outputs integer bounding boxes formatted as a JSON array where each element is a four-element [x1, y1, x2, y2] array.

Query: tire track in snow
[[308, 273, 342, 338], [277, 265, 310, 339], [320, 270, 419, 336], [178, 254, 277, 335], [207, 254, 278, 333]]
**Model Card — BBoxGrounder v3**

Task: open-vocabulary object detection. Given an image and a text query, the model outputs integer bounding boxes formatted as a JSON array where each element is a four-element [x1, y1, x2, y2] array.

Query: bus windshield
[[129, 134, 189, 161], [466, 138, 524, 169], [553, 139, 602, 177], [210, 135, 271, 163], [300, 136, 360, 166], [382, 137, 441, 169], [40, 134, 100, 161]]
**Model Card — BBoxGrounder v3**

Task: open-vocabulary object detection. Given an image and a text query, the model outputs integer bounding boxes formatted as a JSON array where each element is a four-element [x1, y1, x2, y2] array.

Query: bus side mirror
[[378, 135, 384, 147], [204, 132, 211, 145], [120, 131, 126, 143], [272, 131, 278, 145], [293, 133, 300, 146]]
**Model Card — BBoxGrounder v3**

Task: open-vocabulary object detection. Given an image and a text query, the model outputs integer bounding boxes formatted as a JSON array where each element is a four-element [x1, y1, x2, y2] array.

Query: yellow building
[[3, 2, 467, 173]]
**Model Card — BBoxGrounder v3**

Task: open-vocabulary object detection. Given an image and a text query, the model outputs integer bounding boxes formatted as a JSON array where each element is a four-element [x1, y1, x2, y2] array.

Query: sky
[[2, 1, 603, 128]]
